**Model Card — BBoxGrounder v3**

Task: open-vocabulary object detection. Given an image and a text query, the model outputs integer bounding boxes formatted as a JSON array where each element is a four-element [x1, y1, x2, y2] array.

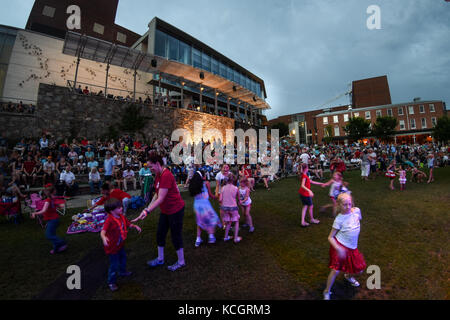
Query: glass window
[[376, 110, 382, 118], [398, 107, 404, 115], [240, 73, 246, 87], [0, 64, 8, 98], [93, 23, 104, 35], [201, 52, 211, 72], [365, 111, 371, 119], [227, 66, 233, 82], [219, 62, 227, 78], [211, 57, 219, 74], [387, 109, 393, 117], [354, 112, 359, 118], [399, 120, 405, 130], [431, 117, 437, 127], [192, 47, 201, 69], [167, 35, 179, 61], [334, 127, 340, 137], [233, 69, 239, 83], [344, 114, 349, 122], [419, 105, 425, 113], [421, 118, 427, 128], [323, 117, 328, 125], [0, 33, 16, 63], [429, 104, 435, 112], [408, 106, 414, 115], [410, 119, 416, 129], [333, 115, 339, 123], [246, 77, 251, 90], [178, 41, 191, 65], [155, 29, 167, 58]]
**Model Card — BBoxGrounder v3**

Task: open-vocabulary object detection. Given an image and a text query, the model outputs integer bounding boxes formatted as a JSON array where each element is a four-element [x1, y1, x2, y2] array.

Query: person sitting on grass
[[31, 184, 67, 255], [411, 166, 427, 183], [101, 198, 141, 292]]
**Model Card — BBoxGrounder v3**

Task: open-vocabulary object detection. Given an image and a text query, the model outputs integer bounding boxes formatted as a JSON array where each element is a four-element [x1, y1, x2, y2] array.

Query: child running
[[31, 183, 67, 254], [323, 193, 366, 300], [189, 170, 221, 247], [219, 173, 242, 243], [238, 177, 254, 233], [101, 198, 142, 291], [298, 163, 323, 227], [385, 160, 397, 190], [320, 172, 350, 216]]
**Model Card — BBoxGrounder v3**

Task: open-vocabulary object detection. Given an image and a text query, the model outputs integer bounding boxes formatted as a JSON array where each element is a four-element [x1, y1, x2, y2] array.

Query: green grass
[[1, 167, 449, 300]]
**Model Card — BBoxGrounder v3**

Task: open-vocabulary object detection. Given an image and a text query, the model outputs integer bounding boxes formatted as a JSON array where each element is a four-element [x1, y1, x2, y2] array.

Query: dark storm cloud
[[2, 0, 449, 119]]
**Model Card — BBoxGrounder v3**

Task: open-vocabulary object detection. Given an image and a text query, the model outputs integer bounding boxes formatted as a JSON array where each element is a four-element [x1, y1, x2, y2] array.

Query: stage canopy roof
[[62, 31, 270, 110]]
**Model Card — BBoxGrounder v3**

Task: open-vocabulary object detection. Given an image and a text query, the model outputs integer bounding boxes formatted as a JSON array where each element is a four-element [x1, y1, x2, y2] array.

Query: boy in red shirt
[[101, 198, 141, 291]]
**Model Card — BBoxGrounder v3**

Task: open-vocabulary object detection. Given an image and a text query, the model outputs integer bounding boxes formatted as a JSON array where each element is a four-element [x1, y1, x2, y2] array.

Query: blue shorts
[[300, 195, 313, 206]]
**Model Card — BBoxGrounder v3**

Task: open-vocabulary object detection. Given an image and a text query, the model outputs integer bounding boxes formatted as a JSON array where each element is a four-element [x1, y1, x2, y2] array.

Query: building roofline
[[315, 100, 444, 117], [146, 17, 267, 98]]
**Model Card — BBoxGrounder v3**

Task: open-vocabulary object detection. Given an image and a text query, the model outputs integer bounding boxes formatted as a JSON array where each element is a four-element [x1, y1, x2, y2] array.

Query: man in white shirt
[[122, 166, 136, 191], [300, 149, 310, 165], [59, 166, 78, 196]]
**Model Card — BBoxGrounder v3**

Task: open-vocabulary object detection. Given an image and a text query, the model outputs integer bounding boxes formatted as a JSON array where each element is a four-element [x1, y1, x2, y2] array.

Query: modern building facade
[[0, 0, 270, 129]]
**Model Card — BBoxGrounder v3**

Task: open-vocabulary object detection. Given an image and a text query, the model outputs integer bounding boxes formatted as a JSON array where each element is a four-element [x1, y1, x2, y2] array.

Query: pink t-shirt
[[221, 184, 238, 207]]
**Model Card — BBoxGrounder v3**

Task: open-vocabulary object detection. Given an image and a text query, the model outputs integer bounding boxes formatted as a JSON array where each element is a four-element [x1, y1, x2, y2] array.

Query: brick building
[[315, 100, 447, 144], [25, 0, 140, 47]]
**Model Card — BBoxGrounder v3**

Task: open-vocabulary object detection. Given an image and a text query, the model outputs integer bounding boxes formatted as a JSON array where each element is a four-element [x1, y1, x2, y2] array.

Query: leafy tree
[[323, 125, 334, 144], [432, 116, 450, 143], [343, 116, 371, 141], [371, 116, 398, 141], [119, 103, 152, 134], [270, 122, 289, 137]]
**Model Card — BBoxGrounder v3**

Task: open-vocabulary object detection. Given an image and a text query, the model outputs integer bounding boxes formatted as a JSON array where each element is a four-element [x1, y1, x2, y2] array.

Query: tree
[[432, 116, 450, 143], [119, 103, 152, 135], [323, 125, 333, 144], [371, 116, 398, 141], [270, 122, 289, 137], [343, 117, 371, 141]]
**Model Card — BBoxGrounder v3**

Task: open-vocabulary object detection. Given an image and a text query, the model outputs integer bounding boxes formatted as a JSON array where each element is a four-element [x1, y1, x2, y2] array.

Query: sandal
[[168, 261, 185, 272], [234, 236, 242, 243]]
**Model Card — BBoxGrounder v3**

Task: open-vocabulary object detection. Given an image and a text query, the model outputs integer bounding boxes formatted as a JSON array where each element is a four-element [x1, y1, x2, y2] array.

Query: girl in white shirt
[[323, 193, 366, 300]]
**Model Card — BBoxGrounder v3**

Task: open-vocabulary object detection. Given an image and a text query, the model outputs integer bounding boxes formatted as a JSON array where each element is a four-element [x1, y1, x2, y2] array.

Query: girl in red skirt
[[323, 193, 366, 300]]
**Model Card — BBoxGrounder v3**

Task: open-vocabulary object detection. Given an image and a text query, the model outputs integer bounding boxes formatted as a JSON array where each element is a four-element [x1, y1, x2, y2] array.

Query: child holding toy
[[101, 198, 141, 291]]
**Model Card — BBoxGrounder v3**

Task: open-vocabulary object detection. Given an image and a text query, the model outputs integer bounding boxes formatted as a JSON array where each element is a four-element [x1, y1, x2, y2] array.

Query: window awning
[[62, 31, 270, 110]]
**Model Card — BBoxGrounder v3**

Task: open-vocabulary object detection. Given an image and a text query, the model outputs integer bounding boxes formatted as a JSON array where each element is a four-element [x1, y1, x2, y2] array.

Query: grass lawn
[[1, 167, 449, 300]]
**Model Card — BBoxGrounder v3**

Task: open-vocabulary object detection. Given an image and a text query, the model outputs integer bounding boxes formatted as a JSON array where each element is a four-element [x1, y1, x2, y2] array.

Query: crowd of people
[[0, 101, 36, 114], [1, 129, 448, 296]]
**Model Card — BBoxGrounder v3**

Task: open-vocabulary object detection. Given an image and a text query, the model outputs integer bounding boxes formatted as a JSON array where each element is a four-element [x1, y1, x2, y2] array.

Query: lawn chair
[[26, 193, 45, 228]]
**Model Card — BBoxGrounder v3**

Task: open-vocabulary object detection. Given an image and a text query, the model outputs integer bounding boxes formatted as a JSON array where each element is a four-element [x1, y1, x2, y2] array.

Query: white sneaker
[[344, 274, 360, 287], [323, 291, 331, 300], [195, 239, 203, 247]]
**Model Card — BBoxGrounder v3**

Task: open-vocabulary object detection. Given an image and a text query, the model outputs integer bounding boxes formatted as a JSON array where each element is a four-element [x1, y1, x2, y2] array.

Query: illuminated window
[[333, 115, 338, 123], [365, 111, 371, 119], [344, 114, 349, 122]]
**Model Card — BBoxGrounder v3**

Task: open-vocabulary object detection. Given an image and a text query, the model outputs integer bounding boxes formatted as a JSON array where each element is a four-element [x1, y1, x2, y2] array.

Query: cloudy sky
[[2, 0, 450, 119]]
